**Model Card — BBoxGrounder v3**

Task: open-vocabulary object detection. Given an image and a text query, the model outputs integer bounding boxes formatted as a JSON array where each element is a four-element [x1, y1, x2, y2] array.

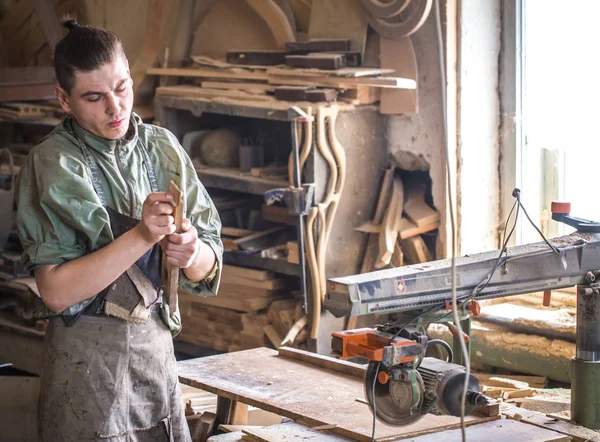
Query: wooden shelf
[[198, 167, 288, 196], [223, 251, 300, 277], [156, 94, 301, 121]]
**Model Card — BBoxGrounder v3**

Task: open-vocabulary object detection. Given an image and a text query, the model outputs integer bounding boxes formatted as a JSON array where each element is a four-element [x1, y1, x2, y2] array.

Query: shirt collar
[[66, 113, 141, 155]]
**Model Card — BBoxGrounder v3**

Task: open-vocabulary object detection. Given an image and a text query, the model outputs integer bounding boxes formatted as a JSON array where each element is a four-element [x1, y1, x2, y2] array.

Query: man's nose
[[105, 93, 120, 116]]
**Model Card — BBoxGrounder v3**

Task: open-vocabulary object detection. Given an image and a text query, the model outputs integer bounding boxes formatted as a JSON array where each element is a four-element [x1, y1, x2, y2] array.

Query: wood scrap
[[403, 182, 439, 227], [202, 81, 276, 93], [222, 227, 255, 238], [163, 181, 183, 317], [280, 315, 307, 345], [222, 265, 275, 281], [286, 53, 346, 70], [226, 50, 288, 66], [400, 235, 432, 264], [474, 374, 548, 389], [263, 324, 283, 348], [287, 241, 299, 264], [360, 167, 394, 273], [261, 204, 297, 226], [398, 217, 439, 239], [251, 166, 288, 178], [375, 177, 404, 268]]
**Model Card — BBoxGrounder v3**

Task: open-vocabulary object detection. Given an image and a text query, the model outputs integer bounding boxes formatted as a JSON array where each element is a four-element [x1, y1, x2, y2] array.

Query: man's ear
[[55, 86, 71, 114]]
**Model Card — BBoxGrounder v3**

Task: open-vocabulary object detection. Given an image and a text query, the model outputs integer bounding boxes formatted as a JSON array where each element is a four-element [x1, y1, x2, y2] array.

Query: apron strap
[[138, 140, 160, 193], [78, 142, 107, 207]]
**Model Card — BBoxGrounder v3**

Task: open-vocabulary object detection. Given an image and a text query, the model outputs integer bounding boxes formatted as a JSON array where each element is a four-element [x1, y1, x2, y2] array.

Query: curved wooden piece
[[315, 107, 338, 206], [245, 0, 297, 48], [305, 207, 321, 339], [363, 0, 432, 39], [275, 0, 298, 35], [288, 108, 313, 186], [359, 0, 412, 18]]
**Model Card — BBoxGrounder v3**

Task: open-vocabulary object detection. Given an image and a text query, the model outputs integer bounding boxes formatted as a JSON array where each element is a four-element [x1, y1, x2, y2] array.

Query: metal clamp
[[264, 183, 315, 216]]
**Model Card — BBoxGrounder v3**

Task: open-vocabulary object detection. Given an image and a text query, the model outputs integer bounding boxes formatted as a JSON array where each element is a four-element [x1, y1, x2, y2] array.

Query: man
[[16, 19, 222, 441]]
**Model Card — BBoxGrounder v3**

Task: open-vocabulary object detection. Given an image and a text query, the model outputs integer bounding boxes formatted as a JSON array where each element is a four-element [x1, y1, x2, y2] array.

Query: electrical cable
[[426, 339, 454, 363], [371, 361, 381, 442], [432, 1, 469, 440]]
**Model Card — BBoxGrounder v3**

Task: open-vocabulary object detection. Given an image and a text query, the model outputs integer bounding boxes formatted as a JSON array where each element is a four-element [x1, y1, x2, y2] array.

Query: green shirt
[[16, 113, 223, 320]]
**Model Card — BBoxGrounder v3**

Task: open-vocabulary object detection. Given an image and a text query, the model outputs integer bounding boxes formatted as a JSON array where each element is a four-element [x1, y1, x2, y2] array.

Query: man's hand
[[136, 192, 176, 245], [162, 218, 201, 268]]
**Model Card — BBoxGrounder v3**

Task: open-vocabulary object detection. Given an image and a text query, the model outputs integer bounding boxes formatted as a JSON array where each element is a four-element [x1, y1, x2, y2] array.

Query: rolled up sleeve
[[16, 143, 111, 273]]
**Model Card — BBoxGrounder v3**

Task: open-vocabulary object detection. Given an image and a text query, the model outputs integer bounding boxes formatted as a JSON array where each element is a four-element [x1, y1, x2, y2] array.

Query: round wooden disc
[[360, 0, 412, 19], [364, 0, 433, 39]]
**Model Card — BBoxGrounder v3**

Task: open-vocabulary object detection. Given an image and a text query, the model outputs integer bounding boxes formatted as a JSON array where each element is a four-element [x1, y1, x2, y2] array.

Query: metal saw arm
[[325, 232, 600, 318]]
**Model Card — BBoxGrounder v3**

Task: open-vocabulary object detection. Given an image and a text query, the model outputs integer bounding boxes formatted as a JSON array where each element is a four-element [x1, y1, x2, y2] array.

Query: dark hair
[[54, 18, 126, 94]]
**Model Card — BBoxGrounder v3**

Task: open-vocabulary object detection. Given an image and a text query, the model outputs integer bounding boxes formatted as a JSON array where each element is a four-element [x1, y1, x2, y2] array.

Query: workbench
[[177, 347, 576, 442]]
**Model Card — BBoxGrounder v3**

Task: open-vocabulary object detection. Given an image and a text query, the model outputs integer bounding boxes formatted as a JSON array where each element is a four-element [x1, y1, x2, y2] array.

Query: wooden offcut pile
[[358, 167, 440, 272], [149, 42, 415, 106], [177, 265, 307, 352]]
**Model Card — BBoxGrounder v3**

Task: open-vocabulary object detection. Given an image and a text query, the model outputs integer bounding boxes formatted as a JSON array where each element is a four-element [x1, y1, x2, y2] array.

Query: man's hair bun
[[62, 18, 80, 31]]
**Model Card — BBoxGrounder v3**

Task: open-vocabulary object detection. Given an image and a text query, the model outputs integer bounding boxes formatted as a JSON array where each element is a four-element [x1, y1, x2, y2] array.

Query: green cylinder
[[571, 357, 600, 430]]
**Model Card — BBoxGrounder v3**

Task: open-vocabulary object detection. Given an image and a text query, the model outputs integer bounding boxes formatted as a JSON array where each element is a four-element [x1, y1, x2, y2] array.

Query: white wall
[[387, 0, 502, 257], [457, 0, 502, 254]]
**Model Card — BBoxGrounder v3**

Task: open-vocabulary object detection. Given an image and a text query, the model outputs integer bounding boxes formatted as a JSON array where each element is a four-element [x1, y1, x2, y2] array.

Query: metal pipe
[[290, 120, 309, 314], [572, 284, 600, 429]]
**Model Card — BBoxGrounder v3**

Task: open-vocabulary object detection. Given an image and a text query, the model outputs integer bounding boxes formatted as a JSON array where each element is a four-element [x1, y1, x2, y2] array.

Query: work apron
[[38, 138, 191, 441]]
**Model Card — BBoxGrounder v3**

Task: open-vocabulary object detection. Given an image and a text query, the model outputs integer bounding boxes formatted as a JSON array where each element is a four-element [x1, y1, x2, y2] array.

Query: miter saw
[[325, 199, 600, 430]]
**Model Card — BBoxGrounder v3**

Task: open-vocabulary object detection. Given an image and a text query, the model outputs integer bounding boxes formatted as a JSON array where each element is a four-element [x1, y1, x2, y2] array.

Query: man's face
[[56, 56, 134, 140]]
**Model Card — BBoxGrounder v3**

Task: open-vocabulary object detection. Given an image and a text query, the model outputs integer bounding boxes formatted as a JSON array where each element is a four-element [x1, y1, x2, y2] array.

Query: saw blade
[[364, 362, 425, 426]]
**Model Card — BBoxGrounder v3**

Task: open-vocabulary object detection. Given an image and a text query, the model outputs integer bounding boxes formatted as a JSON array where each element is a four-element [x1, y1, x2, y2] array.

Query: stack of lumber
[[149, 50, 416, 106], [358, 167, 440, 273], [177, 265, 306, 352], [0, 101, 62, 122]]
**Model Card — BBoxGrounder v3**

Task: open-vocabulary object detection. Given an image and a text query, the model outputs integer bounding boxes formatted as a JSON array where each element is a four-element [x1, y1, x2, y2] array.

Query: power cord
[[432, 0, 469, 439]]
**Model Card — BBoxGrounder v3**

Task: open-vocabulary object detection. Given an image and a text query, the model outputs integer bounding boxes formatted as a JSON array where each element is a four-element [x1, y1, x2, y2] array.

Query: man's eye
[[116, 87, 126, 93], [88, 96, 101, 102]]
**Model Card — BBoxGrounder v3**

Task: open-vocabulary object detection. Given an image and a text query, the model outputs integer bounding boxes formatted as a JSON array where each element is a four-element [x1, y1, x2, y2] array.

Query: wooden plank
[[148, 67, 415, 89], [164, 181, 183, 316], [474, 373, 548, 389], [222, 228, 255, 238], [373, 167, 395, 224], [196, 167, 288, 196], [0, 83, 56, 102], [286, 53, 346, 70], [376, 178, 403, 268], [278, 346, 366, 379], [223, 252, 301, 277], [180, 291, 285, 312], [149, 67, 270, 81], [233, 226, 288, 248], [403, 183, 440, 227], [380, 37, 419, 115], [178, 348, 499, 442], [241, 422, 351, 441], [394, 419, 570, 442], [226, 50, 288, 66], [202, 81, 276, 93], [156, 85, 273, 102], [261, 204, 297, 226], [222, 265, 275, 281], [400, 236, 432, 264], [251, 166, 288, 178], [398, 218, 440, 240], [223, 275, 286, 291]]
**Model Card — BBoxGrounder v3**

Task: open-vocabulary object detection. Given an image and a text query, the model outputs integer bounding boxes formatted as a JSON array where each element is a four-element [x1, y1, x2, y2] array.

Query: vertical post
[[290, 120, 309, 314], [452, 317, 471, 367], [572, 284, 600, 429]]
